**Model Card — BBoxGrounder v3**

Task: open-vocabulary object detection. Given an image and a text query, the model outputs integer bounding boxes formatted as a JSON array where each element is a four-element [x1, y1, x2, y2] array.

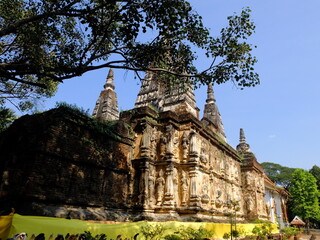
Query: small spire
[[92, 68, 119, 121], [201, 84, 226, 141], [236, 128, 251, 152], [206, 83, 216, 104], [104, 68, 115, 90], [240, 128, 246, 143]]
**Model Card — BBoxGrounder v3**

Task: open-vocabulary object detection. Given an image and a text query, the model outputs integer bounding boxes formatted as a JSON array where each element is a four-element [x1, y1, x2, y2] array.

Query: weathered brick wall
[[0, 107, 133, 219]]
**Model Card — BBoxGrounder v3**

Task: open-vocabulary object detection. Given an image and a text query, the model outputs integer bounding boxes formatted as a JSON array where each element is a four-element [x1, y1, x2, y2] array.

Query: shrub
[[139, 223, 168, 240], [178, 226, 214, 240], [223, 233, 231, 239], [252, 222, 274, 240], [281, 227, 301, 239], [231, 230, 240, 238], [163, 234, 182, 240]]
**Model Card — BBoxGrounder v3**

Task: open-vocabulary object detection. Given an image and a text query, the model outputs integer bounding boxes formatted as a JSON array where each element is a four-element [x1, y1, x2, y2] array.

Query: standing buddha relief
[[172, 167, 179, 205], [156, 169, 165, 205], [159, 134, 166, 159], [200, 140, 208, 164], [189, 131, 198, 160], [165, 124, 175, 156], [158, 124, 180, 161], [181, 131, 189, 162], [180, 170, 189, 206], [150, 127, 158, 159], [140, 122, 151, 158], [148, 165, 156, 206]]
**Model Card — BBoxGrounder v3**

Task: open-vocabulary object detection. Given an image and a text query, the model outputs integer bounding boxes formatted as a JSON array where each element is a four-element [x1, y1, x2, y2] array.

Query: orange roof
[[290, 216, 306, 226]]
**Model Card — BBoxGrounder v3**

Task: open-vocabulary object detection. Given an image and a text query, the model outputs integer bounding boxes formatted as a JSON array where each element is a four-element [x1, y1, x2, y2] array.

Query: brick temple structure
[[0, 69, 288, 224]]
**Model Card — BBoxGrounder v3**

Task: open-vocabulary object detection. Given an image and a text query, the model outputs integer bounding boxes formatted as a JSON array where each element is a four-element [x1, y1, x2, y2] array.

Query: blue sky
[[42, 1, 320, 170]]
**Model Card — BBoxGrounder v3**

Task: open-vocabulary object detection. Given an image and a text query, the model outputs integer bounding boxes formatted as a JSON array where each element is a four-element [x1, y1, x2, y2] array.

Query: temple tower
[[237, 128, 267, 219], [134, 71, 164, 110], [135, 72, 199, 117], [201, 84, 226, 141], [236, 128, 251, 152], [92, 68, 119, 121]]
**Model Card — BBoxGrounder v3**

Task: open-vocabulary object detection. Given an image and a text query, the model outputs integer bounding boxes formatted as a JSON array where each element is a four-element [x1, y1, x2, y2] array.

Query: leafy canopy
[[289, 169, 320, 222], [261, 162, 296, 188], [309, 165, 320, 190], [0, 0, 259, 110], [0, 106, 16, 132]]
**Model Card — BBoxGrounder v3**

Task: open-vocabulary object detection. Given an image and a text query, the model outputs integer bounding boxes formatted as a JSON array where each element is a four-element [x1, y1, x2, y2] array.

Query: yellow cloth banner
[[0, 214, 278, 240], [0, 214, 13, 239]]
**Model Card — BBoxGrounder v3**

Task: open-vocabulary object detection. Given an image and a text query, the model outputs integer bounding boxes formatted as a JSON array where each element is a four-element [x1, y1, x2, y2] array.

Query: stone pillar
[[209, 172, 216, 206], [140, 123, 150, 158], [163, 164, 174, 207], [165, 124, 175, 157], [189, 131, 199, 163], [189, 166, 200, 207], [138, 161, 149, 207], [148, 165, 156, 207]]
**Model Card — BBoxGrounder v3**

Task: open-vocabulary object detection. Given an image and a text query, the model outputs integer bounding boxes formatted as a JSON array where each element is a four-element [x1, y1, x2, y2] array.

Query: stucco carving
[[156, 169, 165, 205], [180, 170, 188, 206], [148, 165, 156, 206], [181, 131, 189, 162]]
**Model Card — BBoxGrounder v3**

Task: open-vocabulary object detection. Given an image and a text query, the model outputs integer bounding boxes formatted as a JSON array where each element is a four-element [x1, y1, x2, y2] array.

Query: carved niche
[[180, 170, 189, 206], [181, 131, 189, 162], [148, 165, 156, 206], [156, 169, 165, 205]]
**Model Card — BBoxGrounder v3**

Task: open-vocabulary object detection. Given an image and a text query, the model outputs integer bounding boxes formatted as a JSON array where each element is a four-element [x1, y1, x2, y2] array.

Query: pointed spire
[[240, 128, 246, 143], [201, 84, 226, 141], [104, 68, 115, 90], [134, 71, 199, 118], [206, 83, 215, 104], [236, 128, 251, 152], [162, 81, 199, 118], [92, 68, 119, 121], [135, 71, 162, 110]]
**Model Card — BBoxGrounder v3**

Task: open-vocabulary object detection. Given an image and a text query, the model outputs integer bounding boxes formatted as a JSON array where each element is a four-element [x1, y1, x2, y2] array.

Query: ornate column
[[165, 124, 175, 157], [189, 166, 200, 206], [138, 161, 149, 207], [209, 172, 216, 207], [140, 122, 150, 158], [181, 131, 189, 162], [189, 131, 199, 163], [163, 164, 174, 206]]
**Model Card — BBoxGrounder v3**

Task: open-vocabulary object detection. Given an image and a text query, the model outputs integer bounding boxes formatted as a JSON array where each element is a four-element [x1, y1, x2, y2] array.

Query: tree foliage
[[309, 165, 320, 190], [0, 106, 16, 132], [289, 169, 320, 224], [261, 162, 296, 188], [0, 0, 259, 110]]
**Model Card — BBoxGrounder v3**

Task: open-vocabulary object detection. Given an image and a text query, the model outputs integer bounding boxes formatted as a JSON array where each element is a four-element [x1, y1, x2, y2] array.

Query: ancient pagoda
[[93, 69, 268, 222], [0, 69, 274, 223]]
